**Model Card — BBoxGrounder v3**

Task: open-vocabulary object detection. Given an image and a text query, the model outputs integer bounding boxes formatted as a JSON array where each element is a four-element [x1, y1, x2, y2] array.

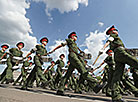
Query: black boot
[[112, 98, 127, 102], [56, 90, 64, 95], [93, 82, 107, 94]]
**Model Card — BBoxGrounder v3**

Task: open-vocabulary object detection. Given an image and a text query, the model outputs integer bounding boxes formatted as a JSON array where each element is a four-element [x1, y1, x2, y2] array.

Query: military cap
[[16, 42, 24, 47], [40, 37, 49, 43], [60, 54, 65, 58], [30, 62, 33, 65], [68, 32, 77, 38], [28, 56, 32, 60], [106, 49, 113, 54], [106, 25, 118, 35], [1, 44, 9, 49], [51, 61, 55, 64]]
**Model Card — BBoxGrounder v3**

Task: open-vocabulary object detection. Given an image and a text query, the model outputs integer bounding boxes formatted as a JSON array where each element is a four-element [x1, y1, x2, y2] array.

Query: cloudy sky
[[0, 0, 138, 73]]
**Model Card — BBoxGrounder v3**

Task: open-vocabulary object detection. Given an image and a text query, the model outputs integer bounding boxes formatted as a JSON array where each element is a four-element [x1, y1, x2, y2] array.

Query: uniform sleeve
[[30, 47, 37, 53], [107, 37, 114, 42], [55, 60, 60, 65], [61, 42, 67, 47], [104, 57, 108, 63], [9, 48, 14, 54]]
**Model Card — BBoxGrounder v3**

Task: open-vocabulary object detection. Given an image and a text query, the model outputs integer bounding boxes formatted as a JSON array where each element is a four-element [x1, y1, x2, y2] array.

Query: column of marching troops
[[0, 25, 138, 102]]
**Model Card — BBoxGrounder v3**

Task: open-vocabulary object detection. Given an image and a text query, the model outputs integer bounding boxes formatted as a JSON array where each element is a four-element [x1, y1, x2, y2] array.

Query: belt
[[114, 46, 125, 52]]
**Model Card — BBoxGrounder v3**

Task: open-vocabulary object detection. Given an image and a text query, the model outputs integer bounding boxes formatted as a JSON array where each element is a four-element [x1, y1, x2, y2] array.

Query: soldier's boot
[[13, 81, 18, 86], [7, 79, 14, 83], [106, 93, 112, 97], [93, 82, 107, 94], [133, 91, 138, 97], [56, 90, 64, 96], [40, 81, 50, 89], [112, 98, 127, 102], [74, 90, 82, 94], [74, 85, 82, 94]]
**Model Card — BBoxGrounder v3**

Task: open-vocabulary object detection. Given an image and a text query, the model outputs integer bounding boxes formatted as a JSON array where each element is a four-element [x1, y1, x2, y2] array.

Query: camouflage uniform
[[5, 48, 23, 82], [57, 38, 98, 94], [54, 59, 65, 88], [22, 45, 48, 89], [108, 33, 138, 100], [13, 60, 30, 85], [0, 50, 7, 81]]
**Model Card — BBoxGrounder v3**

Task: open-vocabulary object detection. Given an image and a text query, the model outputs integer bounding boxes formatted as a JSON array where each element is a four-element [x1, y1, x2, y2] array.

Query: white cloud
[[81, 30, 109, 69], [0, 0, 37, 51], [31, 0, 88, 22], [98, 22, 104, 27]]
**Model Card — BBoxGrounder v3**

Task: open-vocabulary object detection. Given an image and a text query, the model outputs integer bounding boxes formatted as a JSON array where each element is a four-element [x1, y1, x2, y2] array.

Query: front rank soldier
[[22, 37, 49, 90], [99, 25, 138, 102], [0, 44, 9, 80], [1, 42, 24, 84], [49, 32, 104, 95], [13, 56, 32, 86]]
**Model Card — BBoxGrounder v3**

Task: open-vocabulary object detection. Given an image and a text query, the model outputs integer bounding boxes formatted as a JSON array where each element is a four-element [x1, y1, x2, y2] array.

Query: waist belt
[[114, 46, 125, 52]]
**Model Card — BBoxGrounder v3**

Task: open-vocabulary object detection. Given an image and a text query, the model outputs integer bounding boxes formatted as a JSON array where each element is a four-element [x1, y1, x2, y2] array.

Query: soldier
[[43, 61, 55, 90], [1, 42, 24, 84], [0, 44, 9, 59], [131, 67, 138, 97], [99, 25, 138, 102], [121, 68, 138, 97], [97, 49, 115, 96], [0, 44, 9, 80], [22, 37, 49, 90], [49, 32, 104, 95], [54, 54, 65, 88], [13, 56, 32, 86]]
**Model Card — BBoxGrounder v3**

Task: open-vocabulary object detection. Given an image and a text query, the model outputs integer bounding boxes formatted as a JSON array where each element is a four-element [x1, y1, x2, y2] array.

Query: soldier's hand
[[49, 50, 55, 54], [37, 54, 41, 56], [96, 66, 100, 69], [99, 49, 104, 55], [23, 57, 27, 59], [80, 50, 85, 54]]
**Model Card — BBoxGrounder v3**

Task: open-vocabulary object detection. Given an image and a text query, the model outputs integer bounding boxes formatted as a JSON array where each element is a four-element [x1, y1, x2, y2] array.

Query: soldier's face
[[60, 56, 65, 59], [29, 63, 32, 67], [42, 41, 47, 46], [52, 63, 55, 65], [2, 47, 6, 51], [72, 36, 77, 41], [110, 30, 118, 35], [28, 57, 31, 61], [18, 45, 23, 49]]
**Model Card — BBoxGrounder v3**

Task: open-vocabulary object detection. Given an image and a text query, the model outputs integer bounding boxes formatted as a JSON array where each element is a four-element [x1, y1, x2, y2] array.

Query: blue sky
[[26, 0, 138, 49], [0, 0, 138, 73]]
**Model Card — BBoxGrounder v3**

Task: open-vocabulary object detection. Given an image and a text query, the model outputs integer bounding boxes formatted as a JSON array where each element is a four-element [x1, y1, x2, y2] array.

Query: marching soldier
[[22, 37, 49, 90], [13, 56, 32, 86], [1, 42, 24, 84], [0, 44, 9, 59], [54, 54, 65, 88], [43, 61, 55, 90], [99, 25, 138, 102], [97, 49, 115, 96], [49, 32, 104, 95], [0, 44, 9, 80], [130, 67, 138, 90]]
